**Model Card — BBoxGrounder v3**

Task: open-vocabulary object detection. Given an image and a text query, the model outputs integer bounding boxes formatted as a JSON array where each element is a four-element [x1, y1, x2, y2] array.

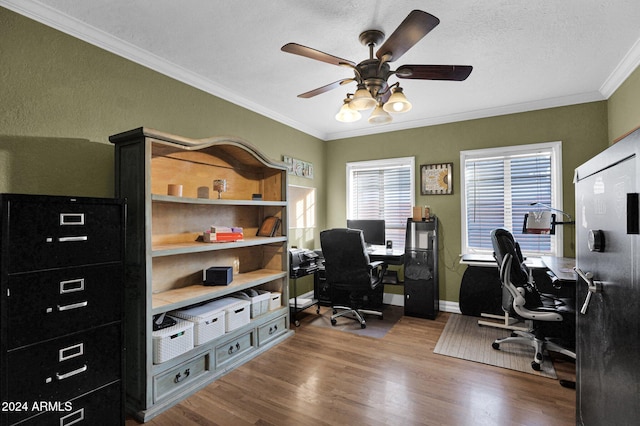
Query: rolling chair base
[[492, 330, 575, 371], [331, 305, 383, 329]]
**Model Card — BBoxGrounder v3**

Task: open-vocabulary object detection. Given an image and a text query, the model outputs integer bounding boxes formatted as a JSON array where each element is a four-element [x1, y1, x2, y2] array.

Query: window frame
[[346, 156, 415, 248], [459, 141, 564, 257]]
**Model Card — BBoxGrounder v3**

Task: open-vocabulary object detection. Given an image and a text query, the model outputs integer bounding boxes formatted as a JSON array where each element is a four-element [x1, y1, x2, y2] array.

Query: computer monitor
[[347, 219, 385, 246]]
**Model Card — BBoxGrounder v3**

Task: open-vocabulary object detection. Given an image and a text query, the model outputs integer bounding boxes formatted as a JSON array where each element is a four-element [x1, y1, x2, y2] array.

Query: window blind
[[463, 144, 560, 255], [347, 158, 414, 248]]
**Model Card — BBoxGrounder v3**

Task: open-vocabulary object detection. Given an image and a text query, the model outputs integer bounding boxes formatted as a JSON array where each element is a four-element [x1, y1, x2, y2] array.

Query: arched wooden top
[[109, 127, 286, 171]]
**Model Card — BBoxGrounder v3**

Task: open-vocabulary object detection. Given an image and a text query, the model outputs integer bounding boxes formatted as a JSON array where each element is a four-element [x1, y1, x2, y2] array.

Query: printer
[[289, 248, 320, 278]]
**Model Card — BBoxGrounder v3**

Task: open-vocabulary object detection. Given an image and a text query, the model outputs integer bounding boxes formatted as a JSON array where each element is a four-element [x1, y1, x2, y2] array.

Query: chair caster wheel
[[331, 319, 337, 326], [492, 342, 500, 350], [535, 352, 543, 362], [361, 323, 366, 329], [333, 309, 337, 314], [295, 320, 300, 327], [531, 361, 542, 371]]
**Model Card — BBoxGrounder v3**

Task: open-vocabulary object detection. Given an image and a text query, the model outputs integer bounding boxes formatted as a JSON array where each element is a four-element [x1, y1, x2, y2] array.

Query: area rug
[[434, 313, 557, 379], [306, 304, 403, 339]]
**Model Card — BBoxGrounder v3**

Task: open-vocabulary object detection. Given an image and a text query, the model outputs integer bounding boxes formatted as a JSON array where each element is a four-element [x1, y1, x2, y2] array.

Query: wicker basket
[[152, 317, 194, 364], [171, 304, 226, 345]]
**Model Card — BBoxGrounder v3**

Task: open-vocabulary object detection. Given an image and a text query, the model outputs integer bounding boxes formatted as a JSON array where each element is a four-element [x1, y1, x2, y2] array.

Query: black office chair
[[490, 228, 575, 371], [320, 228, 387, 329]]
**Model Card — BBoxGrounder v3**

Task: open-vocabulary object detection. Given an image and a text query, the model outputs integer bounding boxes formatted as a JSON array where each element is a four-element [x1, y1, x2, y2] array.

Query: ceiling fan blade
[[396, 65, 473, 81], [282, 43, 356, 67], [376, 10, 440, 62], [298, 78, 354, 98]]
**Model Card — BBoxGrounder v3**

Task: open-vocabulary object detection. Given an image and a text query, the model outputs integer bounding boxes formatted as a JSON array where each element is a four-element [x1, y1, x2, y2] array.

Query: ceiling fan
[[281, 10, 473, 124]]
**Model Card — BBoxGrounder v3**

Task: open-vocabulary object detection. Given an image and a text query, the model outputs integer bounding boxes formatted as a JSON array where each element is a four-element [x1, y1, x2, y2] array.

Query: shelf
[[152, 235, 287, 257], [152, 194, 286, 207], [151, 268, 287, 313]]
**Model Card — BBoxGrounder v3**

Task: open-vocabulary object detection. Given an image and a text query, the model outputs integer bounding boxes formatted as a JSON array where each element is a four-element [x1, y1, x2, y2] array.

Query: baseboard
[[298, 291, 461, 314]]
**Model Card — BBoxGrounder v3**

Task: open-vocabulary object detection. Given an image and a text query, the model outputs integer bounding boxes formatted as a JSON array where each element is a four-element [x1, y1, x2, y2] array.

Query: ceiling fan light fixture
[[350, 85, 377, 110], [335, 99, 362, 122], [383, 87, 412, 113], [368, 104, 392, 125]]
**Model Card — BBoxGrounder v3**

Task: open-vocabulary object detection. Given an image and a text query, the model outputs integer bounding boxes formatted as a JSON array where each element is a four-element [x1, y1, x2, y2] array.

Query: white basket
[[233, 290, 271, 318], [268, 292, 282, 311], [204, 297, 251, 332], [152, 317, 194, 364], [171, 304, 226, 345]]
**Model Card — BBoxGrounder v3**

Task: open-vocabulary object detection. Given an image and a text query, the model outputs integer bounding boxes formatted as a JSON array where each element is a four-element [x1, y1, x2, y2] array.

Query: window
[[460, 142, 563, 257], [347, 157, 415, 249], [288, 185, 316, 229]]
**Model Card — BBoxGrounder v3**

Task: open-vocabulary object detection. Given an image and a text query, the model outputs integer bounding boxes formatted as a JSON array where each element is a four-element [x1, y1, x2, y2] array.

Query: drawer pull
[[174, 368, 191, 383], [59, 343, 84, 362], [58, 235, 88, 242], [228, 342, 241, 355], [60, 213, 85, 226], [60, 408, 84, 426], [57, 301, 88, 311], [60, 278, 85, 294], [56, 364, 87, 381], [269, 325, 278, 335]]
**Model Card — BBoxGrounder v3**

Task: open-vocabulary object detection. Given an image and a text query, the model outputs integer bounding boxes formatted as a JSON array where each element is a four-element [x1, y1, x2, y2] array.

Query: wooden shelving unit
[[110, 128, 292, 422]]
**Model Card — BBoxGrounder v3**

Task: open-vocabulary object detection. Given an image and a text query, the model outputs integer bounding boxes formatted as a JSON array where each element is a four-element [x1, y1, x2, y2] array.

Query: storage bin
[[233, 290, 271, 318], [268, 292, 282, 311], [152, 317, 194, 364], [204, 297, 251, 332], [171, 303, 226, 345]]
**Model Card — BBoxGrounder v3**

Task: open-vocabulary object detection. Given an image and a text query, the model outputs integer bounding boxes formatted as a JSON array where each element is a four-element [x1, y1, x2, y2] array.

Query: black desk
[[369, 246, 405, 284]]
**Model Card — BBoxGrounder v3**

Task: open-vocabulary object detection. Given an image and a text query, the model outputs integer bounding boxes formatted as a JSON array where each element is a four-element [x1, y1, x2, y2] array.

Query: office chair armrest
[[368, 261, 385, 270]]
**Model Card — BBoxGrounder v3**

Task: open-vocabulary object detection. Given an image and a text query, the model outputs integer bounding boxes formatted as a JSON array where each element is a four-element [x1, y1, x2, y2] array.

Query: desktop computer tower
[[404, 217, 439, 319]]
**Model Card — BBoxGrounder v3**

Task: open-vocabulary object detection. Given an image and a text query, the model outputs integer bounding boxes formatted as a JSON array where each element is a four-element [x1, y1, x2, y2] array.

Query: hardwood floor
[[127, 309, 576, 425]]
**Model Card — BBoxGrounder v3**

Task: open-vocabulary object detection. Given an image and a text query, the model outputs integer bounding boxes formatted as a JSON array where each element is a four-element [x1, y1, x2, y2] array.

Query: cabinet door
[[404, 279, 437, 319]]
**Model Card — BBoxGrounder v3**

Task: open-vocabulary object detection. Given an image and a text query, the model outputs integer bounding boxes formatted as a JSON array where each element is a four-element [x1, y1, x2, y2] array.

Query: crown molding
[[600, 37, 640, 98]]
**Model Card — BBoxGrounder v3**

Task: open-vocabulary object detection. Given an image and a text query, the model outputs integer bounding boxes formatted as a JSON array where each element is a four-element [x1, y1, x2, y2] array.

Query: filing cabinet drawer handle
[[58, 236, 88, 243], [57, 301, 88, 311], [56, 364, 87, 381], [60, 408, 84, 426]]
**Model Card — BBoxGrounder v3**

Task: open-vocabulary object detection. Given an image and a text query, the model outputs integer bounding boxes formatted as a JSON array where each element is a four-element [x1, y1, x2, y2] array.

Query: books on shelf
[[203, 226, 244, 243]]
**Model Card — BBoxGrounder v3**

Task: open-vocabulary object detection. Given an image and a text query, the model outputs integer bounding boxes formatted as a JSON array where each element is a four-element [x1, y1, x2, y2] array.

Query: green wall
[[0, 7, 326, 251], [3, 7, 640, 305], [608, 65, 640, 142], [325, 103, 610, 302]]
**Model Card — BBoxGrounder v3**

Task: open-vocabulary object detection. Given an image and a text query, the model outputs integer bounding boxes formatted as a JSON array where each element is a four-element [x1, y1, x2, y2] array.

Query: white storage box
[[205, 297, 251, 332], [171, 303, 226, 345], [268, 292, 282, 311], [152, 317, 194, 364], [234, 290, 271, 318]]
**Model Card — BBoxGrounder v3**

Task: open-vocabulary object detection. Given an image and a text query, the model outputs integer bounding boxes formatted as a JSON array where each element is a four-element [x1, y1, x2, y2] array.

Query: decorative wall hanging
[[283, 155, 314, 179], [421, 163, 453, 195]]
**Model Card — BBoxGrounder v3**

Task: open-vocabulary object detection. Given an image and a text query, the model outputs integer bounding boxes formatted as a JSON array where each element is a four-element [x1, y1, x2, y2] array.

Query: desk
[[541, 256, 576, 282], [368, 246, 405, 285], [368, 246, 405, 265]]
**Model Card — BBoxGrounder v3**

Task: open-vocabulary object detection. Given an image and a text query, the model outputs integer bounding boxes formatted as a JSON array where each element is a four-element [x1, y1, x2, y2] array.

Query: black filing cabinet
[[0, 194, 125, 425], [404, 217, 439, 319]]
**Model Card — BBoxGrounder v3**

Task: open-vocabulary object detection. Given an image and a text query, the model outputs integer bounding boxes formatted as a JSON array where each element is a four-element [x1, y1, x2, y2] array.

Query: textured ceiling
[[3, 0, 640, 140]]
